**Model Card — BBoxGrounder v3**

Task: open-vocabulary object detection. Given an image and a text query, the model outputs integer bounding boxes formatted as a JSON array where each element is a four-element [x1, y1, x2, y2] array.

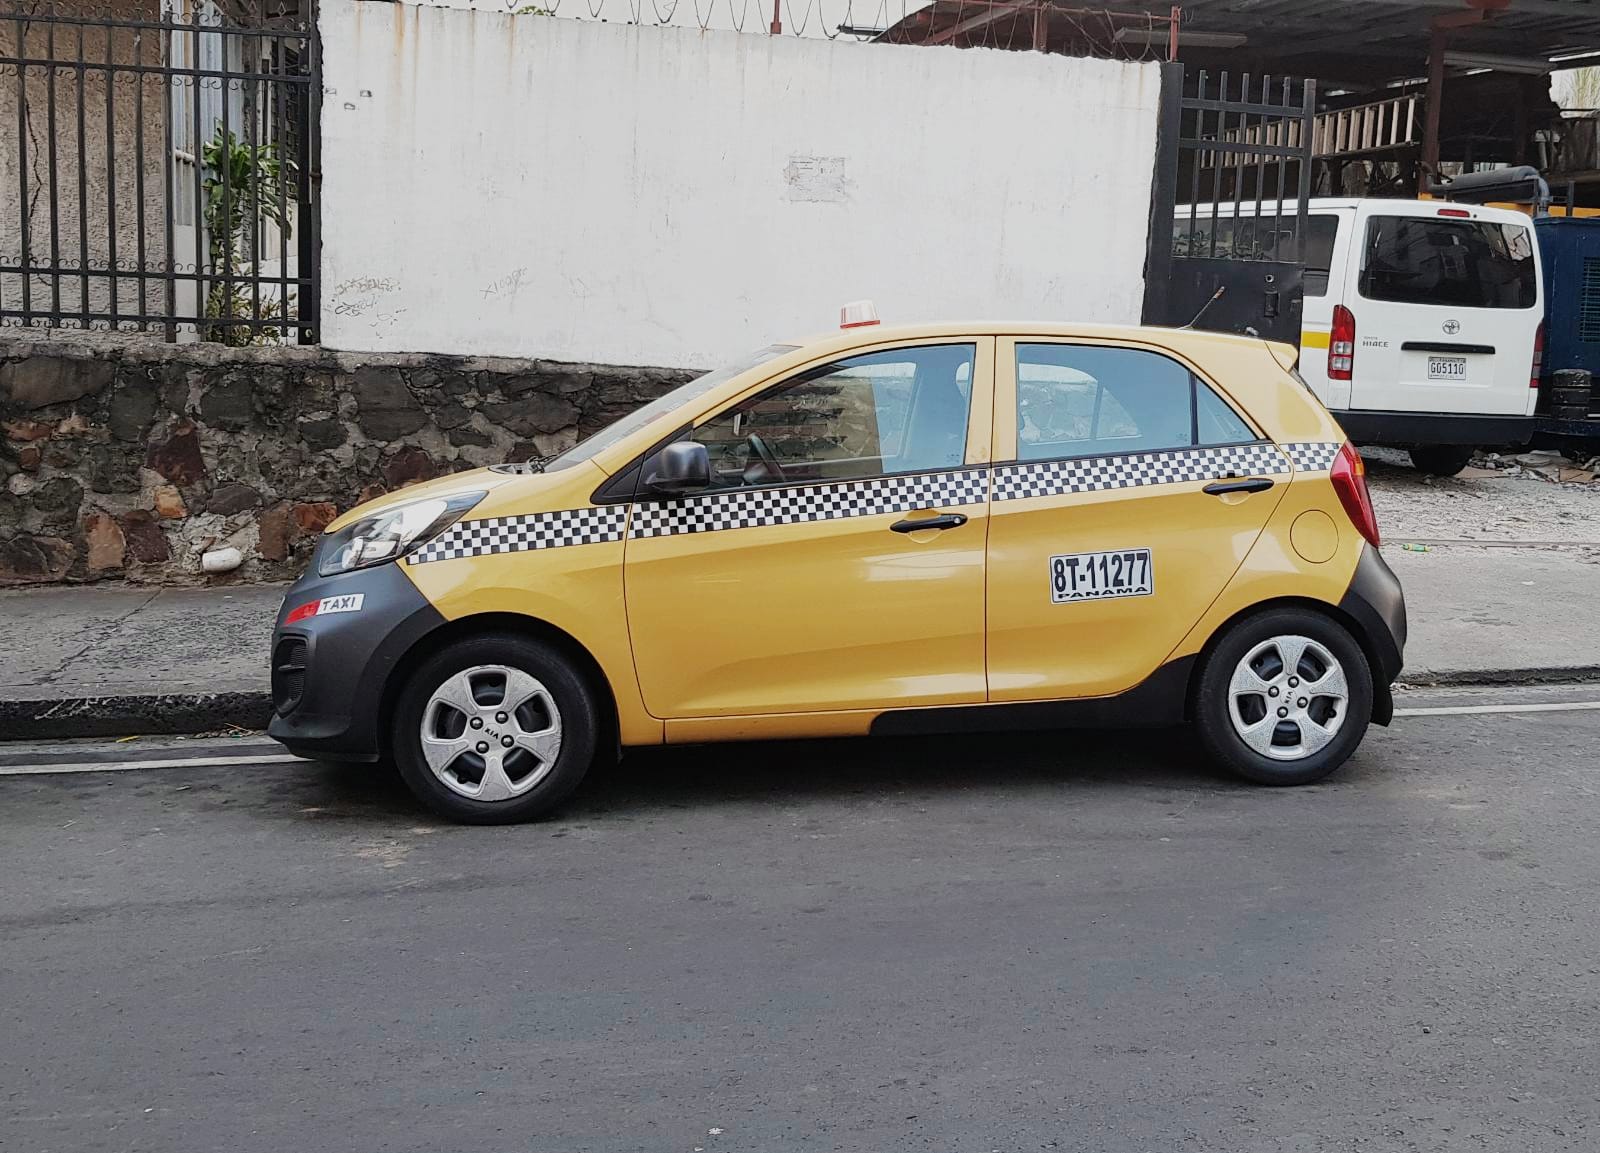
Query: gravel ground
[[1362, 446, 1600, 545]]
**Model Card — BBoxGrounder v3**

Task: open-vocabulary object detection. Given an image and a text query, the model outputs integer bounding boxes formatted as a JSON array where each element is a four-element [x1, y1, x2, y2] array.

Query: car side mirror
[[645, 441, 711, 496]]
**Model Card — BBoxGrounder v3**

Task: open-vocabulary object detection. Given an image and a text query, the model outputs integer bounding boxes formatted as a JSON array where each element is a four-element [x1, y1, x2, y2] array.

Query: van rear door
[[1346, 206, 1541, 416]]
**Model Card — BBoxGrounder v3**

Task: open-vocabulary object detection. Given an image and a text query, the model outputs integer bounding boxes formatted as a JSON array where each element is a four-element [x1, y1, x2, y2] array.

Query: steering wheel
[[746, 433, 787, 484]]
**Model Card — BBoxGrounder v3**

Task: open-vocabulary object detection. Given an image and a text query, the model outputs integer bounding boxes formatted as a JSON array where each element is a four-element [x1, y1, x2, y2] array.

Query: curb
[[1397, 666, 1600, 689], [0, 691, 274, 741], [5, 666, 1600, 743]]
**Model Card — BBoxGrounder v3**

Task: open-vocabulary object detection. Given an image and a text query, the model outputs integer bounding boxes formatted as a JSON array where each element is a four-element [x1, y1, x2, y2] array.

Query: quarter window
[[1196, 382, 1255, 444], [693, 344, 975, 489], [1015, 343, 1256, 462]]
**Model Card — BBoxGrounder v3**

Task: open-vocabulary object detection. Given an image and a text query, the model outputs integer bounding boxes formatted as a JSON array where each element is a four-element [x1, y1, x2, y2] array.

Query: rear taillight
[[1530, 320, 1545, 389], [1329, 305, 1355, 381], [1330, 441, 1380, 548]]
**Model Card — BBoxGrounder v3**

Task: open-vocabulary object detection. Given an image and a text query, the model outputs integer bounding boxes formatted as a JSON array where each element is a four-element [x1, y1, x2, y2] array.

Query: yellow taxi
[[269, 308, 1406, 823]]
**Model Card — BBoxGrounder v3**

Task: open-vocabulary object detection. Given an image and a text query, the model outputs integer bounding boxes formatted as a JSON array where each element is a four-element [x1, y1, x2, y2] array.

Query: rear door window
[[1014, 344, 1259, 462], [1359, 215, 1537, 309]]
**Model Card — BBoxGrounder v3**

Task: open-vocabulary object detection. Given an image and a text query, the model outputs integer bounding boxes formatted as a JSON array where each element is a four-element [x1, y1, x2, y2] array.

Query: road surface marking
[[0, 752, 302, 777], [1396, 701, 1600, 718], [4, 704, 1598, 774]]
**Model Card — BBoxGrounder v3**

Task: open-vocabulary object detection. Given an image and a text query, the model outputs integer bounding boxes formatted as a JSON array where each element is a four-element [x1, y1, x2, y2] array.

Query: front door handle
[[890, 512, 968, 533], [1203, 477, 1275, 496]]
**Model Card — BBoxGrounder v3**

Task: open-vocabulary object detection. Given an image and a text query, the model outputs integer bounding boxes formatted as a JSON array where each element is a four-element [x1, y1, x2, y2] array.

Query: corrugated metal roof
[[882, 0, 1600, 86]]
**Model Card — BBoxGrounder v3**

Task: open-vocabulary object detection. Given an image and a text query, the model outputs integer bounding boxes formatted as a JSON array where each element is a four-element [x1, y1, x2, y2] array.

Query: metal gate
[[1143, 64, 1317, 346], [0, 0, 319, 343]]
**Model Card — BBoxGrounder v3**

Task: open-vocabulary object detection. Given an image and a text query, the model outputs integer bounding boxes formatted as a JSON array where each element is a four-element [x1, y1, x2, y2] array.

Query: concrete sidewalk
[[1384, 543, 1600, 684], [1, 543, 1597, 739], [0, 584, 285, 738]]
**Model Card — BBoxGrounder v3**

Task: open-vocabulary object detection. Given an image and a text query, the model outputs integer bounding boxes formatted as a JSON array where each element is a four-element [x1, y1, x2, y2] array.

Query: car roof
[[1177, 197, 1534, 225], [774, 320, 1277, 355]]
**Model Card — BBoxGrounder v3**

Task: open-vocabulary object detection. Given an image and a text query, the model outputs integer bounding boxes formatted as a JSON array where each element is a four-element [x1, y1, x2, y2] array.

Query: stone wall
[[0, 336, 694, 585]]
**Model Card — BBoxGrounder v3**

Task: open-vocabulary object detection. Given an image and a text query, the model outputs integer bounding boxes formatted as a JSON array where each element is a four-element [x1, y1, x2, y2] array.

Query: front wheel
[[1193, 608, 1374, 786], [1408, 445, 1473, 477], [391, 635, 599, 824]]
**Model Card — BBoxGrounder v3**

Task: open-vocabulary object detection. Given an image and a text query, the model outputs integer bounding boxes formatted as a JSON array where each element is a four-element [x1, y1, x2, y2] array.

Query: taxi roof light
[[840, 300, 880, 329]]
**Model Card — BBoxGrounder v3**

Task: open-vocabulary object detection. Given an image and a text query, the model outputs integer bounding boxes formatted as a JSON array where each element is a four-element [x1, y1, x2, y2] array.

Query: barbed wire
[[385, 0, 1174, 51], [0, 0, 1172, 50]]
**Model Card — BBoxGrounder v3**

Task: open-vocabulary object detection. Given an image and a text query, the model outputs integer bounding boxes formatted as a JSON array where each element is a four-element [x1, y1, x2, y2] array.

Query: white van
[[1174, 198, 1544, 475]]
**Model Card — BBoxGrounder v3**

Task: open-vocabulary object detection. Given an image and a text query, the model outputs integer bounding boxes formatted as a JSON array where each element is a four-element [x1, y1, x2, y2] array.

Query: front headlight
[[318, 491, 486, 576]]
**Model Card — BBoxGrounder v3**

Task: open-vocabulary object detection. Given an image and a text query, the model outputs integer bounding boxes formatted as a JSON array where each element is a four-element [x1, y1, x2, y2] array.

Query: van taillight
[[1531, 320, 1545, 389], [1329, 305, 1355, 381], [1330, 441, 1380, 548]]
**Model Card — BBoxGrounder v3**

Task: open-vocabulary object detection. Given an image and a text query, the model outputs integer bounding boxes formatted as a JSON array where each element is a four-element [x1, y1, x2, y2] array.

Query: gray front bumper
[[267, 552, 445, 762]]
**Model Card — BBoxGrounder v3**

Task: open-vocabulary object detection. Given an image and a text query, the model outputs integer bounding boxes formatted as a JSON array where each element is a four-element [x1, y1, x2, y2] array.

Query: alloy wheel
[[1226, 635, 1349, 761], [419, 664, 563, 801]]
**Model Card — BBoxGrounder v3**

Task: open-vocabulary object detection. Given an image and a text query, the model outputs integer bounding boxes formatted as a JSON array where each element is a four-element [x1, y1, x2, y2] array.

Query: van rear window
[[1359, 216, 1536, 310]]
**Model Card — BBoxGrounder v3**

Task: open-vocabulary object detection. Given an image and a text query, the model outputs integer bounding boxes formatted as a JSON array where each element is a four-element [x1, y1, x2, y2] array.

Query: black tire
[[1192, 607, 1374, 786], [1554, 403, 1591, 423], [391, 634, 599, 824], [1408, 445, 1473, 477]]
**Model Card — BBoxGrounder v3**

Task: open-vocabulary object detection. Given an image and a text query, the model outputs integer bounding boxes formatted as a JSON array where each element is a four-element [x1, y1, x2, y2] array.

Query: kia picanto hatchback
[[269, 317, 1406, 823]]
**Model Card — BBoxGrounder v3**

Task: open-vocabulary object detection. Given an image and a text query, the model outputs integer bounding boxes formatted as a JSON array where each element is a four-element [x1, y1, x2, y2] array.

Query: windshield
[[541, 344, 800, 471]]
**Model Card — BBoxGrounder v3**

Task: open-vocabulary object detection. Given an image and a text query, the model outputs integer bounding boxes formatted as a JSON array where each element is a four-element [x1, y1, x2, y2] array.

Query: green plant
[[202, 283, 295, 345], [201, 126, 298, 345]]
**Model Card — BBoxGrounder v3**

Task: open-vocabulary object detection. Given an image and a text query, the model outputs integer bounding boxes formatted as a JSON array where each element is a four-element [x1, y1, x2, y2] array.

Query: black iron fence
[[0, 0, 318, 343]]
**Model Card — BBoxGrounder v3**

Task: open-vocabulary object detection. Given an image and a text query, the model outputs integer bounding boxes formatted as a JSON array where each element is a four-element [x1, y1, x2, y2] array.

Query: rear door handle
[[890, 512, 968, 533], [1203, 477, 1275, 496]]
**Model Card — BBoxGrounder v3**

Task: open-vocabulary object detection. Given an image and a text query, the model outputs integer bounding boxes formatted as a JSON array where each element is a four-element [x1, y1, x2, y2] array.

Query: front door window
[[692, 343, 976, 488]]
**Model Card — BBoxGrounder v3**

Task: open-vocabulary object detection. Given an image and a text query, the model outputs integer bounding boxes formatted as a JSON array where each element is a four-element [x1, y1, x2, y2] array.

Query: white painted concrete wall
[[320, 0, 1162, 367]]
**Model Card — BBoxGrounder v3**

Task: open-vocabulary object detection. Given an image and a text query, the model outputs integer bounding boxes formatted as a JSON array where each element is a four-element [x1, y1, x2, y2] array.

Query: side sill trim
[[868, 657, 1196, 737]]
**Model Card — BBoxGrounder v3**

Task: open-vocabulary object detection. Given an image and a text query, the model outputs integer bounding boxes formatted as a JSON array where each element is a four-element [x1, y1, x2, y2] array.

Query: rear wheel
[[1193, 607, 1373, 786], [391, 635, 599, 824], [1408, 445, 1473, 477]]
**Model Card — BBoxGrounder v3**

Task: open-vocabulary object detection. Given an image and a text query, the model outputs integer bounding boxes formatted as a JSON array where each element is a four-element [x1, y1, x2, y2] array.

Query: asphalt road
[[3, 688, 1599, 1153]]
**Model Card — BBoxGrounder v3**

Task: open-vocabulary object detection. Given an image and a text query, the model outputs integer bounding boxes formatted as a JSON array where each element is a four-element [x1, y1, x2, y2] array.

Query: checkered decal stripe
[[407, 442, 1334, 562], [407, 506, 628, 565], [629, 468, 989, 539], [992, 443, 1290, 501], [1282, 441, 1343, 473]]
